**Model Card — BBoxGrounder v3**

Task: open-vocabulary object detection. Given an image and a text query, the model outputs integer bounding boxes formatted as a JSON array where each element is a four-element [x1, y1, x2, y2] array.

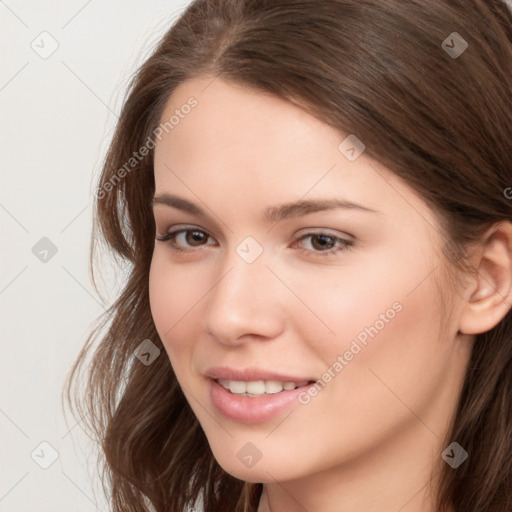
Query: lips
[[204, 366, 315, 383], [205, 367, 316, 423], [217, 379, 310, 396]]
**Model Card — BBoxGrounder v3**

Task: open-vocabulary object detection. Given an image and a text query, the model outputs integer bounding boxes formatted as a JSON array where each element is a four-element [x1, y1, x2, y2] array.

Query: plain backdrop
[[1, 1, 191, 510], [3, 1, 512, 512]]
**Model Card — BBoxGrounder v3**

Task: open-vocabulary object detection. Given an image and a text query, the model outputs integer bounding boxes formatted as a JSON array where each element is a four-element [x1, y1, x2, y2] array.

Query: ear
[[458, 222, 512, 335]]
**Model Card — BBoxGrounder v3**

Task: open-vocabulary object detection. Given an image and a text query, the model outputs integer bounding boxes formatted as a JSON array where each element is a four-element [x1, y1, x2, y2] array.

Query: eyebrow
[[152, 193, 378, 223]]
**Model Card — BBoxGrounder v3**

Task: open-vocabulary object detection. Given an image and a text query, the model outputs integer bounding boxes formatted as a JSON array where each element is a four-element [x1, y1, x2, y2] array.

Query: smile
[[217, 379, 311, 396], [208, 377, 316, 423]]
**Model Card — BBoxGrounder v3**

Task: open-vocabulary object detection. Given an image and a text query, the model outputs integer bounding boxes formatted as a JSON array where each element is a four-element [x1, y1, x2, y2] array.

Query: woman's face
[[149, 76, 472, 485]]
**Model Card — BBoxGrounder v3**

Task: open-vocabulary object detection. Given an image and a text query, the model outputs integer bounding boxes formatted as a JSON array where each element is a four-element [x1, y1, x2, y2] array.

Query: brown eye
[[155, 227, 216, 252], [294, 232, 354, 257], [186, 230, 208, 246], [310, 234, 336, 251]]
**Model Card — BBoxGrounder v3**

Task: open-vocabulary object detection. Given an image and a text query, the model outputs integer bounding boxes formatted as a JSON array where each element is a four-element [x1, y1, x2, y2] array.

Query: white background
[[1, 1, 190, 510], [2, 1, 512, 511]]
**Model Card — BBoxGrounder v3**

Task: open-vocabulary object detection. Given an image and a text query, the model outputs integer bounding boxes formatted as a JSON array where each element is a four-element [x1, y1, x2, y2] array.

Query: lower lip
[[209, 379, 311, 423]]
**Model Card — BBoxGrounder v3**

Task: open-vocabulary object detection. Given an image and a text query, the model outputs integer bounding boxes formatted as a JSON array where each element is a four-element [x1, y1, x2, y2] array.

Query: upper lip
[[204, 366, 315, 382]]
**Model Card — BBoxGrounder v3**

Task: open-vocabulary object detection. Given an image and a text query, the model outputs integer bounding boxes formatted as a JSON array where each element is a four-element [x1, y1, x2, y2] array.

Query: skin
[[148, 76, 512, 512]]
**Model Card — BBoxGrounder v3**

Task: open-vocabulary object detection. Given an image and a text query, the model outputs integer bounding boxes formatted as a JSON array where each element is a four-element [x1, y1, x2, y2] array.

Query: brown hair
[[64, 1, 512, 511]]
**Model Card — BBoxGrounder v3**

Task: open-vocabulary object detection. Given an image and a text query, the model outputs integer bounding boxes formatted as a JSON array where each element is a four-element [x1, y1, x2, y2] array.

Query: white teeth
[[246, 381, 266, 394], [218, 379, 308, 396], [218, 379, 230, 390], [229, 381, 246, 394], [265, 381, 283, 394]]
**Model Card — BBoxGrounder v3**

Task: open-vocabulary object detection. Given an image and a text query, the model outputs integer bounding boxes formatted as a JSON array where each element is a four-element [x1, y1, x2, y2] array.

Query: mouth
[[206, 371, 317, 423], [215, 378, 314, 397]]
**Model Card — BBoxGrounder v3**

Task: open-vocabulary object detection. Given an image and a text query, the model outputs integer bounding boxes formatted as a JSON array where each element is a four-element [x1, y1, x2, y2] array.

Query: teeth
[[246, 381, 266, 394], [265, 381, 283, 394], [218, 379, 230, 390], [218, 379, 308, 396], [229, 381, 246, 394]]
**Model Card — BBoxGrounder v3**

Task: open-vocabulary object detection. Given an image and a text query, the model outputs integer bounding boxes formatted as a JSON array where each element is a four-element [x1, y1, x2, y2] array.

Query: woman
[[64, 1, 512, 511]]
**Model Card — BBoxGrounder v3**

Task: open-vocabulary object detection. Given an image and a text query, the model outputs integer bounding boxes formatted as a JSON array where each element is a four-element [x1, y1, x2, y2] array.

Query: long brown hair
[[63, 1, 512, 511]]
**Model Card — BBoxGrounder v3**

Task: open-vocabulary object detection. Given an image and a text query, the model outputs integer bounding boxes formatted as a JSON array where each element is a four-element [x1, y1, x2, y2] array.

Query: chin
[[208, 442, 303, 484]]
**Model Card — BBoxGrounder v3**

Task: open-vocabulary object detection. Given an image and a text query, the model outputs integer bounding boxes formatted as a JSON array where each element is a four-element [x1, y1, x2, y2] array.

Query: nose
[[202, 250, 286, 346]]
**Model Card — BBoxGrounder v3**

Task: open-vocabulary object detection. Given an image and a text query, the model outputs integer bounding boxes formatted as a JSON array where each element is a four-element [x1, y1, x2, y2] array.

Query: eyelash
[[155, 227, 354, 257]]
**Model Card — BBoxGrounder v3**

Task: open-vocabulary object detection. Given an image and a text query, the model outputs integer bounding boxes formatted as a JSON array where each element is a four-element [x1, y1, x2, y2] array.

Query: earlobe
[[458, 222, 512, 335]]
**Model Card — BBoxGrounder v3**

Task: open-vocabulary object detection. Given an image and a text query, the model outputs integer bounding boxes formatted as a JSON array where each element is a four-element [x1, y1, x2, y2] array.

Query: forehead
[[152, 76, 435, 230], [154, 75, 339, 171]]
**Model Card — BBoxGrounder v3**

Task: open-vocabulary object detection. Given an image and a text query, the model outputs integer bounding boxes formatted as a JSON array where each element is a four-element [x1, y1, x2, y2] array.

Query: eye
[[293, 232, 354, 257], [155, 227, 216, 252], [156, 226, 354, 258]]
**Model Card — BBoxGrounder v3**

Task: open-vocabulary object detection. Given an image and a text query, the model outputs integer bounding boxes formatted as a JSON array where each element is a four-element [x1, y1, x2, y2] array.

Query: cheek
[[309, 262, 447, 417], [287, 240, 447, 390], [264, 269, 448, 470], [148, 254, 203, 362]]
